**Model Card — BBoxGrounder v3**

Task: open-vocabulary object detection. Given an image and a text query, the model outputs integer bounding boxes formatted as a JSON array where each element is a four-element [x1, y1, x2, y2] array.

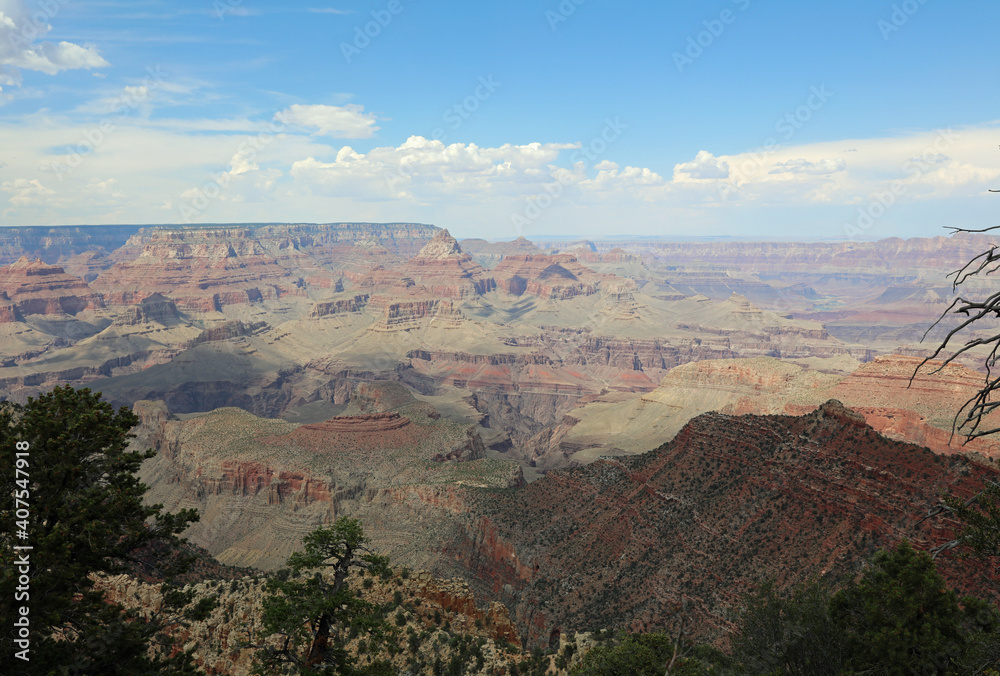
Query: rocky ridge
[[459, 401, 1000, 646]]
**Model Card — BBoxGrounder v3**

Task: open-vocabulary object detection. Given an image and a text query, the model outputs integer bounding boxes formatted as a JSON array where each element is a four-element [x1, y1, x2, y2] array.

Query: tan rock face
[[92, 228, 304, 311], [0, 256, 105, 317], [134, 382, 521, 571], [547, 354, 1000, 467]]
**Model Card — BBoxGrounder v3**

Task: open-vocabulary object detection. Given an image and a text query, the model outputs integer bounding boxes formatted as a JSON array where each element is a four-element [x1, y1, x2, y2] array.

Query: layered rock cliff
[[0, 257, 105, 318], [134, 382, 523, 570]]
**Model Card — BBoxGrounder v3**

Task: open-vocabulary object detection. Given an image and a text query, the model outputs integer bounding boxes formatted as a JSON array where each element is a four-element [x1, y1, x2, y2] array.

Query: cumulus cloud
[[769, 157, 847, 175], [0, 0, 109, 88], [290, 136, 579, 201], [2, 177, 54, 206], [673, 150, 730, 180], [275, 103, 380, 138]]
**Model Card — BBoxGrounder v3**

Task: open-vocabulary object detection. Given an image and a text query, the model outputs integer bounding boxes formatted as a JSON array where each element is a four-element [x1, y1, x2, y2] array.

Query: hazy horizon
[[0, 0, 997, 240]]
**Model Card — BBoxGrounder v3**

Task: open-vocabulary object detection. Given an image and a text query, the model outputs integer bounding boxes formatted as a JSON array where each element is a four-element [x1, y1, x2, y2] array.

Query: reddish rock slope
[[491, 254, 608, 299], [458, 402, 1000, 646], [371, 229, 495, 299]]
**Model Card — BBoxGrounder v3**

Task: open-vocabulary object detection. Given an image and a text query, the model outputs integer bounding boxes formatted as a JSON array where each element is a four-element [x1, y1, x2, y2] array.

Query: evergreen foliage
[[253, 517, 393, 675], [727, 541, 1000, 675], [0, 386, 206, 675]]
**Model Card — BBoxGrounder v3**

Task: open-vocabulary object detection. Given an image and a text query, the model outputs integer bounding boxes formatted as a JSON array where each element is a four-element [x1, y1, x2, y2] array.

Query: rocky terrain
[[591, 232, 1000, 349], [6, 222, 1000, 655], [533, 353, 1000, 468], [0, 224, 878, 476], [460, 235, 549, 268], [2, 223, 994, 478], [130, 391, 1000, 650], [98, 565, 531, 675], [458, 401, 1000, 647], [134, 381, 523, 570], [0, 257, 105, 318]]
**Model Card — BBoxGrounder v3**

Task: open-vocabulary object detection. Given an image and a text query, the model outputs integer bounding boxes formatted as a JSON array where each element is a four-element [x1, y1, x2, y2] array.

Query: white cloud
[[0, 0, 109, 88], [289, 136, 580, 201], [769, 157, 847, 175], [275, 103, 380, 138], [2, 177, 54, 206], [673, 150, 730, 180], [0, 105, 997, 239]]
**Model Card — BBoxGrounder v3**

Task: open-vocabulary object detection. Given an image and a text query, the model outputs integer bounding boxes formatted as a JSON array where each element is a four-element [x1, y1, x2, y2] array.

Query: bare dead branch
[[911, 199, 1000, 443]]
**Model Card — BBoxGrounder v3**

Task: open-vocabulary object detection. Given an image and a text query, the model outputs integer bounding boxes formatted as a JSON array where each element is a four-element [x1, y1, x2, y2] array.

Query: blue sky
[[0, 0, 998, 240]]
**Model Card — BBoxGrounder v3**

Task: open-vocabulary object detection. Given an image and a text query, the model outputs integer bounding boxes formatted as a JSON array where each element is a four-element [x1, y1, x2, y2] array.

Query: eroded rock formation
[[0, 257, 105, 317]]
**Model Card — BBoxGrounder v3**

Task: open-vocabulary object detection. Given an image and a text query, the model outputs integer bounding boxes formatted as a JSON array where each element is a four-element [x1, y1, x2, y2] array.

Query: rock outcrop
[[0, 257, 105, 316], [310, 294, 370, 318], [92, 227, 304, 311], [491, 254, 607, 299], [135, 383, 522, 570], [460, 236, 546, 268], [370, 229, 495, 299]]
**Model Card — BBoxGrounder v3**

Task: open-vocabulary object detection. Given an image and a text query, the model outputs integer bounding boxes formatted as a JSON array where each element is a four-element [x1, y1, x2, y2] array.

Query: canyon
[[3, 222, 1000, 647]]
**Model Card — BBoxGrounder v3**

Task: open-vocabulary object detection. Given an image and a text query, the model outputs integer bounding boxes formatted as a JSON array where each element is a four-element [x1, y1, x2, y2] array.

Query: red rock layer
[[0, 256, 105, 316], [491, 254, 607, 299], [279, 413, 431, 453], [370, 229, 495, 299], [302, 412, 411, 433], [822, 354, 1000, 456], [195, 461, 334, 506], [92, 228, 303, 312], [367, 281, 467, 331]]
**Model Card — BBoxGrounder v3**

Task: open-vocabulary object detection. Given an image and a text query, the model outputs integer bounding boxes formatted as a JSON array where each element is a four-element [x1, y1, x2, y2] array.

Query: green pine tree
[[0, 386, 206, 676], [253, 517, 394, 675]]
